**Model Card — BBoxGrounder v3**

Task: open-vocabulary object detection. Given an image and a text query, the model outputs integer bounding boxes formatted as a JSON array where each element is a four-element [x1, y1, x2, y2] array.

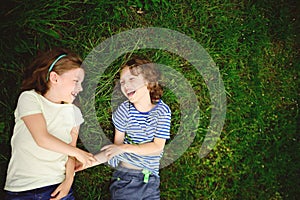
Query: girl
[[100, 57, 172, 200], [4, 48, 95, 200]]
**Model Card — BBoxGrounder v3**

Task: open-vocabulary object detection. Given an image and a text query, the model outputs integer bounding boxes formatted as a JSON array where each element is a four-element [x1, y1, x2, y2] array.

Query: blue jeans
[[5, 183, 75, 200], [110, 167, 160, 200]]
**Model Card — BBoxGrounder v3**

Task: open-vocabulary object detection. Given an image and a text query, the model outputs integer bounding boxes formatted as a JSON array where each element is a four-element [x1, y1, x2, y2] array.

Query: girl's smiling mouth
[[71, 91, 78, 98]]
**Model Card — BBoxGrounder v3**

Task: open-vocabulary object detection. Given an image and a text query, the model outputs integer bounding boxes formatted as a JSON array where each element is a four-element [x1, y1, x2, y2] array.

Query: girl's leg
[[5, 190, 34, 200], [5, 184, 59, 200], [37, 184, 75, 200]]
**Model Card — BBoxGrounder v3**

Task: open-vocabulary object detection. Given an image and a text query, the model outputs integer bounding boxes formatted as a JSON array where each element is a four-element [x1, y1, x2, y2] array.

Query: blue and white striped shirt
[[108, 99, 171, 176]]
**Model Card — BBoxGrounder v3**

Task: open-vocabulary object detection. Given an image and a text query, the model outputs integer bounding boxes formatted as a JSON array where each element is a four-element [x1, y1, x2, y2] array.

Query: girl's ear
[[49, 71, 59, 83]]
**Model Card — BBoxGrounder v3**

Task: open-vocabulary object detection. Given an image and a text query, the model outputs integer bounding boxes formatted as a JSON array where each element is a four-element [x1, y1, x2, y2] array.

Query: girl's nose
[[77, 84, 83, 92]]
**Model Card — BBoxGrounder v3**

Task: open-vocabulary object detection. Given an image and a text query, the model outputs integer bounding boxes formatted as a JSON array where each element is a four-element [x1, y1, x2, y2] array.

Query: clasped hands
[[75, 144, 125, 172]]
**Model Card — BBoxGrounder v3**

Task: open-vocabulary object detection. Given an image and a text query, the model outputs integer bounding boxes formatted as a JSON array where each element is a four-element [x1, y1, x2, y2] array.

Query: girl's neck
[[43, 91, 62, 104]]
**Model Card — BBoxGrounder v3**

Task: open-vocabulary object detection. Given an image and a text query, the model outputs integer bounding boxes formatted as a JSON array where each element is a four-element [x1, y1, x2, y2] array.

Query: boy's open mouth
[[127, 91, 135, 97]]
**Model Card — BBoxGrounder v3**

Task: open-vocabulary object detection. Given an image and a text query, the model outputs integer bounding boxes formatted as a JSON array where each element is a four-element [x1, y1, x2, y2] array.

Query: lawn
[[0, 0, 299, 199]]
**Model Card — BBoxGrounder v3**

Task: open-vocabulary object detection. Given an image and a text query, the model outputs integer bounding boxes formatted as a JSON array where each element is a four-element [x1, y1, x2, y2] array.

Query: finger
[[75, 162, 82, 169], [108, 154, 114, 160], [100, 145, 112, 151], [86, 160, 92, 167], [75, 166, 83, 172], [51, 187, 60, 197], [90, 156, 97, 162], [104, 151, 111, 158], [86, 153, 96, 161], [50, 193, 62, 200], [81, 163, 87, 169], [75, 162, 84, 171], [88, 152, 94, 157], [74, 165, 81, 172]]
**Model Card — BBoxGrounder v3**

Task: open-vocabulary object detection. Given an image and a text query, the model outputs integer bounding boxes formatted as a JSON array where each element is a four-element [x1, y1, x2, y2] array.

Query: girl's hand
[[101, 144, 125, 160], [74, 159, 85, 172], [73, 148, 96, 169], [74, 151, 108, 172], [50, 178, 73, 200]]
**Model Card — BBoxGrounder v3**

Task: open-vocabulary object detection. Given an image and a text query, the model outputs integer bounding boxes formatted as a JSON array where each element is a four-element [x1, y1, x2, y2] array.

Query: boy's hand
[[101, 144, 125, 160], [94, 151, 108, 163]]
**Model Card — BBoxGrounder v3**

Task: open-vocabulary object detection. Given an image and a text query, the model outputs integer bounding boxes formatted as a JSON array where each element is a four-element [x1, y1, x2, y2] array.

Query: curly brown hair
[[21, 48, 83, 95], [121, 57, 163, 103]]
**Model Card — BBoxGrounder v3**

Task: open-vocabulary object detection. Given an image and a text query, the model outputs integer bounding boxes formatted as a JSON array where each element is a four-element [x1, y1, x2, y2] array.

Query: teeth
[[72, 92, 77, 97]]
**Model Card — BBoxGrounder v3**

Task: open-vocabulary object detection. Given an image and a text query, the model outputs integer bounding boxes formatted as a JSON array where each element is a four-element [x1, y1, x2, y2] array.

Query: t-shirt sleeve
[[112, 102, 129, 133], [73, 105, 84, 126], [155, 106, 171, 140], [16, 91, 43, 118]]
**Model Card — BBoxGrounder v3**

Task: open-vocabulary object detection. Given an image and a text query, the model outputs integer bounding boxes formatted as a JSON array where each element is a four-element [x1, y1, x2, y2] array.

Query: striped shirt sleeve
[[155, 103, 171, 139], [112, 101, 129, 133]]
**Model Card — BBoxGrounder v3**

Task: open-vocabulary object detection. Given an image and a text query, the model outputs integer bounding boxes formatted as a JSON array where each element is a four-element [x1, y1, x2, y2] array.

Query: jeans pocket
[[110, 177, 136, 199]]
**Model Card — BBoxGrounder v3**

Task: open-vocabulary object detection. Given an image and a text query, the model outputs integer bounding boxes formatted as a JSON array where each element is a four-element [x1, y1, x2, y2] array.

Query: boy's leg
[[110, 170, 160, 200], [110, 170, 140, 200], [141, 175, 160, 200]]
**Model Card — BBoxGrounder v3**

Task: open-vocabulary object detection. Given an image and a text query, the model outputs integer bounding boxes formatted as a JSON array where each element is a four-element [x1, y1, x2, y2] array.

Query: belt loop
[[142, 169, 151, 183]]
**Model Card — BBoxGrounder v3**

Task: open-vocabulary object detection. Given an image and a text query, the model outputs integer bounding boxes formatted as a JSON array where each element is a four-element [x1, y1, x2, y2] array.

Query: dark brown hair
[[121, 57, 163, 103], [21, 48, 83, 95]]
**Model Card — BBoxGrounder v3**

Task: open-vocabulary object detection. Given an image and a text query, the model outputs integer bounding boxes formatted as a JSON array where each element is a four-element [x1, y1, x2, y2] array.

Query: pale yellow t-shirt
[[5, 90, 84, 192]]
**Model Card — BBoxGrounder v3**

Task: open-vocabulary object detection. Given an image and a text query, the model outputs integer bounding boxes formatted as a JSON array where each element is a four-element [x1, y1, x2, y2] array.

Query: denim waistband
[[114, 166, 158, 183], [6, 183, 60, 194]]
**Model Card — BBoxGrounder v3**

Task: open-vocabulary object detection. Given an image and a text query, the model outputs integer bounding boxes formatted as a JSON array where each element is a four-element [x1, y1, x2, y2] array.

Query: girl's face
[[55, 68, 84, 103], [120, 66, 149, 104]]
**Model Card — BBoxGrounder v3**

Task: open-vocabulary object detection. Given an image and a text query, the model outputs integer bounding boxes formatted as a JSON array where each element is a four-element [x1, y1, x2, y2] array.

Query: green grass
[[1, 0, 299, 199]]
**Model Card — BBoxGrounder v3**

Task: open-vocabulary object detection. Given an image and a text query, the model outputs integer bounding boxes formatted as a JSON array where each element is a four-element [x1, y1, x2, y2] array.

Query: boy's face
[[119, 66, 149, 103]]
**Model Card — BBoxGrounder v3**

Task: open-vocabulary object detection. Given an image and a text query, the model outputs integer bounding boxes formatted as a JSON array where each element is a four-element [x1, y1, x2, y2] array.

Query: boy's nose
[[123, 82, 130, 89]]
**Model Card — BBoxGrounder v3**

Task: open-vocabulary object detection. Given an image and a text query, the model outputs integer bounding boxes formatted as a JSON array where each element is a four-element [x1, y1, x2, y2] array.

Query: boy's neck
[[133, 101, 155, 112]]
